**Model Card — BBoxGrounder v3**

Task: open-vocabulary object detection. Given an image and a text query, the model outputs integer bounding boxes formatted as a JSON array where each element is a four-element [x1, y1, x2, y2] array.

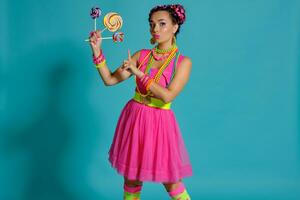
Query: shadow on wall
[[298, 27, 300, 163], [2, 41, 94, 200], [5, 65, 74, 200]]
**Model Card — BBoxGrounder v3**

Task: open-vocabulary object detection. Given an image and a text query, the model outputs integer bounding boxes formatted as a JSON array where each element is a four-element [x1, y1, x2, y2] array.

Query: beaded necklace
[[135, 46, 178, 97], [155, 43, 176, 53], [151, 43, 176, 61]]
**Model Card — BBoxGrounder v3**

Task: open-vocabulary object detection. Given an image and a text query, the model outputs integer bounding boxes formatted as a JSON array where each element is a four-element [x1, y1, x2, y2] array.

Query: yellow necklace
[[135, 47, 178, 97]]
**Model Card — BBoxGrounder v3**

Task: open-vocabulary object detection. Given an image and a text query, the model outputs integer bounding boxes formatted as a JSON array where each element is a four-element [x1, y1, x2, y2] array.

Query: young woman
[[89, 4, 192, 200]]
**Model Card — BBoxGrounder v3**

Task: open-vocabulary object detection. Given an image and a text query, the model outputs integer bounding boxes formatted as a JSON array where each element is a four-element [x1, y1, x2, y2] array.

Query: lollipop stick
[[100, 27, 107, 33], [84, 37, 112, 42], [94, 19, 96, 31], [100, 37, 113, 39]]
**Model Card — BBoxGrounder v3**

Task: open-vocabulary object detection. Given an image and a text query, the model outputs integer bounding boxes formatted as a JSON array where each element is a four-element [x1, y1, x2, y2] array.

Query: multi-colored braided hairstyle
[[148, 4, 186, 37]]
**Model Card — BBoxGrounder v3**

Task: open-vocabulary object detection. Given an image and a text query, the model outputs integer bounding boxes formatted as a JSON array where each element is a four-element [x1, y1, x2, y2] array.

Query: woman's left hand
[[121, 50, 142, 77]]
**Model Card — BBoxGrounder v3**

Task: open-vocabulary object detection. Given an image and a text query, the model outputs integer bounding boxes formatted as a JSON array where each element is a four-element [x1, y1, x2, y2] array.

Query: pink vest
[[135, 49, 185, 94]]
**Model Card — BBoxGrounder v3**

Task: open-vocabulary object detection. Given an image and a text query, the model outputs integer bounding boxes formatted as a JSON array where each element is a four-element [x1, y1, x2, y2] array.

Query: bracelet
[[138, 74, 154, 92], [136, 74, 148, 94], [95, 60, 106, 69], [93, 49, 106, 65], [140, 74, 150, 85], [145, 79, 154, 91]]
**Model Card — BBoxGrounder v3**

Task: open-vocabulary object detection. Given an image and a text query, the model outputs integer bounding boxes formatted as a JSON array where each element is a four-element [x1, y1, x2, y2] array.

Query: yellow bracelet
[[95, 60, 106, 69], [146, 79, 154, 91]]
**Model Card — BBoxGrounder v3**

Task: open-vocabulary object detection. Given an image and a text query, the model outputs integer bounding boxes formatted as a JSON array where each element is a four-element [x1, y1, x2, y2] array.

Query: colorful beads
[[135, 46, 178, 97], [151, 44, 177, 61], [93, 49, 106, 65], [154, 43, 176, 54]]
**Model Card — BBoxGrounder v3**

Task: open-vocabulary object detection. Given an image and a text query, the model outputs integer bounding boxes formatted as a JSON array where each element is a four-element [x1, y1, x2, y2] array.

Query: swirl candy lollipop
[[101, 12, 123, 33], [84, 32, 124, 43], [113, 32, 124, 42], [90, 7, 101, 31]]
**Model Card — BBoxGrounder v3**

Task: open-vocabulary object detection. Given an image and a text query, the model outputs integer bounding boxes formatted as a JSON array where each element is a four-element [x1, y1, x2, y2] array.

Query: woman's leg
[[163, 180, 191, 200], [123, 177, 143, 200]]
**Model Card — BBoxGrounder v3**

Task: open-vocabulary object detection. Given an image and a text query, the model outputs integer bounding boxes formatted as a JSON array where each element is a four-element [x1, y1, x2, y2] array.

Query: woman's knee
[[124, 177, 143, 186], [162, 180, 182, 192]]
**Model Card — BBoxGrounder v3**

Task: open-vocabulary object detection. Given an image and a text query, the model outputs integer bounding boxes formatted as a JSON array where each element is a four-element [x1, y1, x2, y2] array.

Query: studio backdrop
[[1, 0, 300, 199]]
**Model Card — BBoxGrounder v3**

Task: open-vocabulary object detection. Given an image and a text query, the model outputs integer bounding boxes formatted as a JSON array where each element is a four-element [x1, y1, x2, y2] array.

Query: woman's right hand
[[89, 30, 102, 57]]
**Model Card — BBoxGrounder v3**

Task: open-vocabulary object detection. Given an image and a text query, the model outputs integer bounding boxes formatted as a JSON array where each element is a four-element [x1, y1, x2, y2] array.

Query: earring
[[150, 37, 156, 45], [172, 36, 176, 45]]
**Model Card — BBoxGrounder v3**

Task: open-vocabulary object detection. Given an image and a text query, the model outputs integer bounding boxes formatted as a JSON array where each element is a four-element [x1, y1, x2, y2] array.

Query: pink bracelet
[[93, 49, 106, 65], [138, 74, 153, 92], [140, 74, 150, 84]]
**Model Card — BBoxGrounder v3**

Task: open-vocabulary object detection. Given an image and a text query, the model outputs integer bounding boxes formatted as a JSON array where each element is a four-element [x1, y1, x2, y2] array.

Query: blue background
[[1, 0, 300, 199]]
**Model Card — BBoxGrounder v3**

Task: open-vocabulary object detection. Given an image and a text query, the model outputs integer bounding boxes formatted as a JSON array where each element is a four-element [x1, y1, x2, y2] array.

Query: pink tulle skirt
[[108, 99, 193, 183]]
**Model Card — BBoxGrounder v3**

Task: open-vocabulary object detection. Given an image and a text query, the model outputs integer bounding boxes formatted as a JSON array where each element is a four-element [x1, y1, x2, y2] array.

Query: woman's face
[[149, 11, 178, 44]]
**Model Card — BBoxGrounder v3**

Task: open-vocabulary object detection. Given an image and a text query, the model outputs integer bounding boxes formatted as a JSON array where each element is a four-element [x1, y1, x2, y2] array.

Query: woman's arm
[[141, 57, 192, 103], [89, 30, 141, 86], [121, 51, 192, 104], [95, 50, 141, 86]]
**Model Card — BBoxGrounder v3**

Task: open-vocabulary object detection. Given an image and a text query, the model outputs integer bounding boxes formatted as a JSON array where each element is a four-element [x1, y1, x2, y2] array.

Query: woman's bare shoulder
[[178, 56, 192, 71]]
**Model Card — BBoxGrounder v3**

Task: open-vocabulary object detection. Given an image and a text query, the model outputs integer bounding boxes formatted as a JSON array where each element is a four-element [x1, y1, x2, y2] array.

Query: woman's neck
[[157, 40, 173, 50]]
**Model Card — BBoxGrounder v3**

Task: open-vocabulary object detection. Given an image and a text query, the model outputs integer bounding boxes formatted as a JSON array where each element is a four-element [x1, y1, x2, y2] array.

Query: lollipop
[[85, 32, 124, 43], [90, 7, 101, 30], [102, 12, 123, 33], [113, 32, 124, 42]]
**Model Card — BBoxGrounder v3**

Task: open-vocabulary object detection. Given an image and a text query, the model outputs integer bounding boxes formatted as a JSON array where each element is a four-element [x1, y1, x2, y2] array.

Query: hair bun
[[170, 4, 186, 25]]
